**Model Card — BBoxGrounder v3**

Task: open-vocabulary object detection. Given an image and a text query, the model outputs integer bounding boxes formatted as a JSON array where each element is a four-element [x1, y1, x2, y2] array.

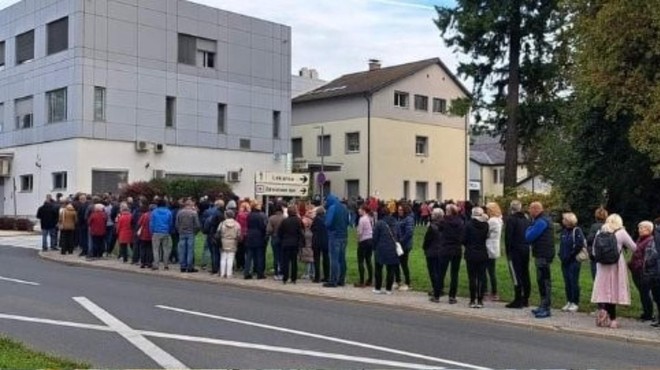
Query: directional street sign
[[255, 172, 309, 186], [255, 183, 308, 197]]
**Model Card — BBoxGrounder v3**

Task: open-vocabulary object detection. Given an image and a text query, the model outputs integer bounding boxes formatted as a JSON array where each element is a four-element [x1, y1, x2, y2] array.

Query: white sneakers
[[372, 289, 393, 295], [562, 302, 579, 312], [561, 303, 571, 311], [398, 284, 410, 291]]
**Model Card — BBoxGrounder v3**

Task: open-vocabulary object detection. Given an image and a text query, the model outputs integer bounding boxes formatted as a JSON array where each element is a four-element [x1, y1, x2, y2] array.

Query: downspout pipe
[[363, 93, 372, 198]]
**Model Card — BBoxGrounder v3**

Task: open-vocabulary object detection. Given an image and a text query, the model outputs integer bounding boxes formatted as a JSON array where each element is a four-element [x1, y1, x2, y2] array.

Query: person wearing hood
[[216, 210, 242, 278], [424, 208, 445, 302], [438, 204, 465, 304], [324, 194, 349, 288], [504, 200, 531, 309], [58, 201, 78, 254], [464, 207, 490, 308]]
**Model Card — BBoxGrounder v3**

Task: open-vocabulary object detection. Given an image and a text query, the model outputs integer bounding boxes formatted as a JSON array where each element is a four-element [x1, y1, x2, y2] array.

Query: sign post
[[255, 172, 310, 197]]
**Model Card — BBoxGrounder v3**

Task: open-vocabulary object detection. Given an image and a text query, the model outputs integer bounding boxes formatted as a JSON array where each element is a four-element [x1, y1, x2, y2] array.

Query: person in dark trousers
[[438, 204, 465, 304], [76, 195, 90, 256], [267, 204, 285, 280], [205, 201, 225, 274], [464, 207, 490, 308], [504, 200, 532, 308], [88, 204, 108, 259], [586, 207, 608, 280], [130, 199, 145, 264], [169, 199, 181, 264], [423, 208, 444, 302], [58, 201, 78, 254], [372, 206, 399, 294], [355, 205, 374, 287], [244, 202, 268, 279], [137, 204, 154, 268], [394, 204, 415, 291], [629, 221, 656, 322], [278, 206, 304, 284], [36, 195, 59, 252], [526, 202, 555, 319], [558, 212, 585, 313], [312, 206, 330, 283]]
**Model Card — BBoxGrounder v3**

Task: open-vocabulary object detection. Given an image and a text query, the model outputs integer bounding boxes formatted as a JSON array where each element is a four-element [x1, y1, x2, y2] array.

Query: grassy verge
[[182, 226, 640, 318], [0, 337, 89, 369]]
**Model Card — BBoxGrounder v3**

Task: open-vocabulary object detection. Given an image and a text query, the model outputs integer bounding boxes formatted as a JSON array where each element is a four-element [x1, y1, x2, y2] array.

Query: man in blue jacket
[[324, 194, 349, 288], [150, 198, 173, 271], [525, 201, 555, 319]]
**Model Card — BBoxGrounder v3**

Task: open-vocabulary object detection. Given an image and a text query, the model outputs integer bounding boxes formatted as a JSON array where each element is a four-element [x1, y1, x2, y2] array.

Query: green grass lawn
[[0, 337, 89, 369], [185, 227, 642, 318]]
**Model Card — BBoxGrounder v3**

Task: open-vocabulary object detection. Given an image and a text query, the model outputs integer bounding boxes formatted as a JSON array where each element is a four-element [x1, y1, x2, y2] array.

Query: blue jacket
[[373, 215, 399, 266], [325, 194, 349, 238], [150, 206, 173, 234], [396, 214, 415, 251], [559, 226, 585, 263]]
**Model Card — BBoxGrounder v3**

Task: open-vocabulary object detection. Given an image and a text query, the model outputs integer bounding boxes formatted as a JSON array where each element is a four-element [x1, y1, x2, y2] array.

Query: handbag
[[385, 222, 404, 256], [574, 227, 589, 263]]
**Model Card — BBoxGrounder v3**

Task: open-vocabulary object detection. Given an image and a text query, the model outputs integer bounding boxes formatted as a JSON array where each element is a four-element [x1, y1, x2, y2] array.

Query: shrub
[[120, 181, 167, 201], [487, 189, 567, 222], [120, 178, 234, 202], [0, 217, 33, 231]]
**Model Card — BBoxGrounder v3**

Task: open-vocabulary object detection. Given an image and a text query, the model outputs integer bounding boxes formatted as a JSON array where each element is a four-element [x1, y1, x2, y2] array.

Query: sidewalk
[[39, 251, 660, 346]]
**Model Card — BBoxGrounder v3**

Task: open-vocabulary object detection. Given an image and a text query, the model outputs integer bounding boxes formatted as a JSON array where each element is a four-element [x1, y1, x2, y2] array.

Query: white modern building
[[0, 0, 291, 216]]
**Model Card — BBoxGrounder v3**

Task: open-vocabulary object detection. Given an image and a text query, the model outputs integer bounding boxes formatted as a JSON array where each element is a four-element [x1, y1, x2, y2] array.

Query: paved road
[[1, 245, 659, 369]]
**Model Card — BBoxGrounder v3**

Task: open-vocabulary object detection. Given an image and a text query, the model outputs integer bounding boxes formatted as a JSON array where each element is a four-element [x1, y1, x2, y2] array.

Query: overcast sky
[[0, 0, 462, 83]]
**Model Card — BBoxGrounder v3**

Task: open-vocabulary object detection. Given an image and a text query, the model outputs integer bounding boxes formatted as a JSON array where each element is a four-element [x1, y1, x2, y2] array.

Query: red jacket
[[115, 212, 133, 244], [88, 210, 108, 236], [138, 212, 153, 241]]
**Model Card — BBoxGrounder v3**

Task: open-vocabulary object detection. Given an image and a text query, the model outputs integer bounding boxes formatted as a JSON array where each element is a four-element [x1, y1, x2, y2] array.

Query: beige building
[[291, 58, 470, 201]]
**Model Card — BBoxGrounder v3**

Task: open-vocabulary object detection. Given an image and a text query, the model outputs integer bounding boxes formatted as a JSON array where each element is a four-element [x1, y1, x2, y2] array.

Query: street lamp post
[[317, 125, 325, 200]]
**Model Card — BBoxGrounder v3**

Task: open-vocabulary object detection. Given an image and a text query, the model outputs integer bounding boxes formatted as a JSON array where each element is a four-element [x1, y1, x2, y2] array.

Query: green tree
[[435, 0, 564, 193]]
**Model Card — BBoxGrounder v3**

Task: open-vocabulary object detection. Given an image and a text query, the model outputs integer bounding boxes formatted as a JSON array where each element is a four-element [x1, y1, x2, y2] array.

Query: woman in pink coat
[[591, 214, 636, 329]]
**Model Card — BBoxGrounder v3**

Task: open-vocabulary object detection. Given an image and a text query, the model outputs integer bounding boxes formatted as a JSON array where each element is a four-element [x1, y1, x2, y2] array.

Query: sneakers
[[372, 289, 385, 295], [448, 297, 458, 304], [534, 309, 552, 319], [398, 284, 409, 291], [469, 301, 477, 308], [429, 297, 440, 303], [561, 303, 571, 312], [567, 303, 579, 313], [385, 290, 393, 295], [476, 300, 484, 309]]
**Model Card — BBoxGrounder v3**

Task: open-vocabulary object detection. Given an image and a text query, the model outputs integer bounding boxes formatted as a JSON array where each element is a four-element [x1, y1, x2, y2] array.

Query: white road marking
[[0, 276, 40, 286], [73, 297, 188, 370], [0, 313, 113, 332], [156, 304, 489, 370]]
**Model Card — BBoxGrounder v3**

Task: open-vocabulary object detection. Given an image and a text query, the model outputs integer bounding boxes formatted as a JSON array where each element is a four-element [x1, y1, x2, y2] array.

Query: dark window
[[0, 41, 5, 67], [15, 96, 33, 129], [403, 180, 409, 200], [415, 181, 428, 201], [239, 139, 251, 150], [291, 138, 302, 158], [436, 182, 443, 201], [0, 103, 4, 132], [217, 103, 226, 134], [414, 95, 428, 111], [177, 34, 196, 65], [394, 91, 409, 108], [317, 135, 331, 156], [346, 180, 360, 199], [16, 30, 34, 65], [46, 88, 67, 123], [47, 17, 68, 55], [273, 111, 281, 139], [345, 132, 360, 153], [179, 33, 217, 69], [20, 175, 33, 192], [415, 136, 428, 156], [91, 170, 128, 195], [52, 172, 67, 190], [165, 96, 176, 127], [433, 98, 447, 113], [94, 87, 106, 121]]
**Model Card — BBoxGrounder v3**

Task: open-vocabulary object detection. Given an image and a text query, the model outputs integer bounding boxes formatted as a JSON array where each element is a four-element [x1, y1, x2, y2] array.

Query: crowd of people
[[34, 191, 660, 329]]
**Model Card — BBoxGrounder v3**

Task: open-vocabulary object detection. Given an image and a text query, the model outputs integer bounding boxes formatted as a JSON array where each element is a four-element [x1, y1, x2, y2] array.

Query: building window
[[291, 138, 303, 159], [433, 98, 447, 114], [20, 175, 33, 192], [15, 96, 33, 129], [52, 171, 67, 190], [178, 33, 216, 69], [0, 103, 4, 132], [493, 168, 504, 184], [94, 87, 106, 121], [47, 17, 68, 55], [436, 182, 443, 201], [414, 95, 429, 111], [415, 136, 428, 156], [345, 132, 360, 153], [317, 134, 331, 157], [346, 180, 360, 199], [273, 110, 281, 139], [91, 170, 128, 195], [394, 91, 409, 108], [46, 88, 67, 123], [403, 180, 410, 200], [239, 138, 251, 150], [0, 41, 5, 68], [165, 96, 176, 128], [15, 30, 34, 65], [415, 182, 428, 201], [218, 103, 226, 134]]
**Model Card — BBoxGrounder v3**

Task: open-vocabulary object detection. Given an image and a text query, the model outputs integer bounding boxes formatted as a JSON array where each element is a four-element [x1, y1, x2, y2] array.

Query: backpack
[[592, 230, 620, 265], [643, 241, 660, 283]]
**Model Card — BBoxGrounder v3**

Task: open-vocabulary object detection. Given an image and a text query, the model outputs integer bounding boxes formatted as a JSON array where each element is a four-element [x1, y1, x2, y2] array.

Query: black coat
[[245, 210, 267, 249], [373, 215, 399, 266], [464, 218, 489, 263], [440, 215, 465, 257], [36, 202, 59, 229], [422, 221, 443, 258], [311, 214, 328, 251], [505, 212, 531, 255], [278, 216, 304, 250]]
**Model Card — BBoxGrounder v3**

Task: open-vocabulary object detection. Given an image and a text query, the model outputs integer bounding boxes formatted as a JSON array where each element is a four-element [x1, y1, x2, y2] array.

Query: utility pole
[[319, 125, 325, 200]]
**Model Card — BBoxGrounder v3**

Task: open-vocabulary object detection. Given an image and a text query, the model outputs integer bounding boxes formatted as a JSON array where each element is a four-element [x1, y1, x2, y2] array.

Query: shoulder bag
[[575, 227, 589, 263], [386, 222, 404, 257]]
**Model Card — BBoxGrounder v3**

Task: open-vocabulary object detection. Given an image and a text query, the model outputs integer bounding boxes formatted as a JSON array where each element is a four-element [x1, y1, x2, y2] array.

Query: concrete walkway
[[38, 250, 660, 346]]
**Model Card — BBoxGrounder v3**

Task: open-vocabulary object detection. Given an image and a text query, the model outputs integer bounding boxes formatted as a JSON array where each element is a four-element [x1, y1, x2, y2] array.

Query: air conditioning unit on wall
[[135, 140, 148, 152], [153, 169, 166, 179], [227, 171, 241, 183], [154, 143, 165, 153]]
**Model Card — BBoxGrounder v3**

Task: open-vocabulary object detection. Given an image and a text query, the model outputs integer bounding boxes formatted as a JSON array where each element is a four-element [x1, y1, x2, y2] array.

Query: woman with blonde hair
[[591, 213, 636, 328], [484, 202, 503, 301], [558, 212, 585, 312]]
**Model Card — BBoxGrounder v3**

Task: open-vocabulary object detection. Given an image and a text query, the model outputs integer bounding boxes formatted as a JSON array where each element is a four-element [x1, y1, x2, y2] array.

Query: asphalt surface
[[1, 244, 660, 369]]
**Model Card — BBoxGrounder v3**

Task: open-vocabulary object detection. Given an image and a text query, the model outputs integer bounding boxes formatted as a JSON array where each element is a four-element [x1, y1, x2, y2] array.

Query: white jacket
[[486, 216, 503, 259]]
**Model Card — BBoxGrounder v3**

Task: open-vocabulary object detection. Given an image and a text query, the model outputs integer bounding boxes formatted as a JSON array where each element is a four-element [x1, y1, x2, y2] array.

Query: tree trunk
[[504, 0, 522, 194]]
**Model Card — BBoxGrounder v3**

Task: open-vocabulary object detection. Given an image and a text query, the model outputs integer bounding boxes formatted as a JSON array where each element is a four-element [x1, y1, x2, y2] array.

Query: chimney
[[368, 59, 381, 71]]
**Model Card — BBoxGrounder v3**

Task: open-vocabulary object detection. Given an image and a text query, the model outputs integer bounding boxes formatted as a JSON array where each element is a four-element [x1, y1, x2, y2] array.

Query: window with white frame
[[94, 86, 106, 121], [493, 168, 504, 184], [15, 96, 33, 129], [414, 95, 428, 111], [394, 91, 409, 108], [52, 171, 67, 190], [20, 174, 33, 192], [46, 88, 67, 123], [415, 136, 428, 156], [345, 132, 360, 153], [178, 34, 216, 69], [433, 98, 447, 114]]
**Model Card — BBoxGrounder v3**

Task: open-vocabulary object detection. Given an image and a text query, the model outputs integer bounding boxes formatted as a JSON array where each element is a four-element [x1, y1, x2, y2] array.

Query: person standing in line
[[300, 217, 315, 280], [323, 194, 349, 288], [206, 200, 225, 275], [58, 201, 78, 255], [37, 195, 59, 252], [312, 206, 330, 283], [87, 204, 108, 260], [115, 203, 133, 263], [176, 200, 201, 273], [267, 204, 285, 280], [438, 204, 465, 304], [587, 207, 608, 280], [104, 199, 117, 257], [137, 203, 154, 269], [355, 205, 374, 287], [76, 195, 90, 256], [235, 202, 251, 272], [278, 206, 304, 284], [505, 200, 532, 309], [200, 199, 219, 271], [150, 199, 173, 271], [464, 207, 490, 308], [169, 199, 182, 265], [424, 208, 445, 302], [216, 210, 241, 278], [244, 201, 268, 279], [372, 206, 399, 295], [558, 212, 585, 313], [394, 204, 414, 291], [629, 221, 656, 322], [485, 202, 503, 301], [526, 202, 555, 319]]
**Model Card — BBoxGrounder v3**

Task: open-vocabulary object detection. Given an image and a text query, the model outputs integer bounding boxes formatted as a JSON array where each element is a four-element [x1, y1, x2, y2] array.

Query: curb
[[38, 252, 660, 347]]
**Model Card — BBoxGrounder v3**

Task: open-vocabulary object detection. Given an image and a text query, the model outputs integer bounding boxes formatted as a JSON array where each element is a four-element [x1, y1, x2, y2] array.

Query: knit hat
[[471, 207, 489, 222]]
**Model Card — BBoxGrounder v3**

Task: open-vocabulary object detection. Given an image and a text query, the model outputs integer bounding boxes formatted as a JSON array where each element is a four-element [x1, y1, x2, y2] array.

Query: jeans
[[271, 236, 282, 276], [438, 255, 461, 298], [426, 256, 441, 298], [178, 233, 195, 270], [536, 257, 552, 310], [220, 251, 235, 277], [510, 250, 531, 303], [485, 258, 498, 295], [152, 233, 172, 268], [395, 249, 411, 286], [467, 260, 487, 302], [561, 259, 581, 304], [41, 228, 58, 250], [328, 233, 347, 286], [357, 239, 373, 285], [245, 247, 265, 278], [210, 236, 221, 274], [78, 226, 88, 254], [281, 246, 298, 283], [632, 271, 654, 318], [313, 246, 330, 282], [375, 263, 396, 291]]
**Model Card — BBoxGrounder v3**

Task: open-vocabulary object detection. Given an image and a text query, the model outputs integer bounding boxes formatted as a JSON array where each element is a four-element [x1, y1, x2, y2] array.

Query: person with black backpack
[[591, 214, 636, 329]]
